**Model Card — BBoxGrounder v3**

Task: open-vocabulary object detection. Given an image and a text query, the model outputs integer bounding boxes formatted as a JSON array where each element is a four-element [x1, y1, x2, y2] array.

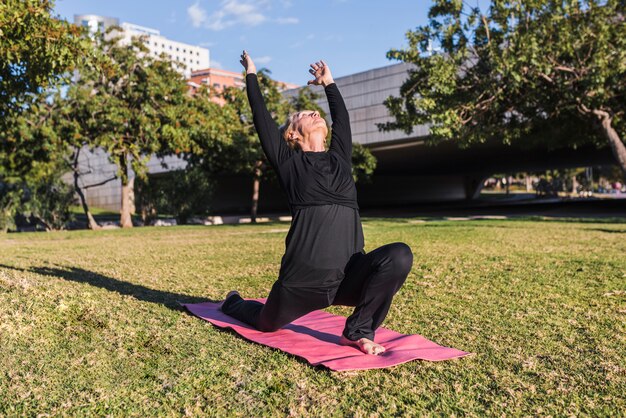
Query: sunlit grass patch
[[1, 217, 624, 415]]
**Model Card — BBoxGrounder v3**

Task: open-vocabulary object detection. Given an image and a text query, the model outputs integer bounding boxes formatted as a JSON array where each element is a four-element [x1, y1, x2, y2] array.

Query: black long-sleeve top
[[246, 73, 365, 288]]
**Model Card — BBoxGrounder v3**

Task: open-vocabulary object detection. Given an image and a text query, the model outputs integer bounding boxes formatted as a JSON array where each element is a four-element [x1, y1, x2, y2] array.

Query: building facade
[[188, 68, 246, 105], [188, 68, 299, 105], [74, 14, 209, 77]]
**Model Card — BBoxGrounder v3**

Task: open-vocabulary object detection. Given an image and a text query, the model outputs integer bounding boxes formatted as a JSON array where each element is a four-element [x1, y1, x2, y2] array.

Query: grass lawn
[[1, 217, 624, 416]]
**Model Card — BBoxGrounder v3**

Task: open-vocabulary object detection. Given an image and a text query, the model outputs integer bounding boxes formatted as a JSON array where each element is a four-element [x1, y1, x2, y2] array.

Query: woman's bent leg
[[221, 280, 330, 332], [331, 242, 413, 341]]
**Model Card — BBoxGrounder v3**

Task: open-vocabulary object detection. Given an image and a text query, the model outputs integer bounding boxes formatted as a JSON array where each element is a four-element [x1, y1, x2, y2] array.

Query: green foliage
[[70, 28, 192, 182], [18, 172, 76, 231], [351, 143, 377, 183], [135, 166, 214, 225], [0, 89, 74, 232], [53, 27, 199, 226], [0, 166, 75, 232], [381, 0, 625, 152], [0, 0, 91, 120], [0, 183, 20, 233], [182, 86, 243, 176], [0, 0, 90, 231]]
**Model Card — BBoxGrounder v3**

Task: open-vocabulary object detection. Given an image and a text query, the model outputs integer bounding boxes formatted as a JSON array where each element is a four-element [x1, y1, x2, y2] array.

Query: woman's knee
[[258, 321, 281, 333], [389, 242, 414, 275], [257, 310, 288, 332]]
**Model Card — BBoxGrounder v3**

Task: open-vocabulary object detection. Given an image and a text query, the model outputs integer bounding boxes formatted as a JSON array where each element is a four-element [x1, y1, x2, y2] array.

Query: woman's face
[[293, 110, 328, 137]]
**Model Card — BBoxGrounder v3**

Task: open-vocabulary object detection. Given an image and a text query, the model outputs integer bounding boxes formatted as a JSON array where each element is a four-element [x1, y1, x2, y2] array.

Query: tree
[[50, 85, 118, 230], [380, 0, 626, 181], [67, 28, 192, 227], [0, 0, 90, 231]]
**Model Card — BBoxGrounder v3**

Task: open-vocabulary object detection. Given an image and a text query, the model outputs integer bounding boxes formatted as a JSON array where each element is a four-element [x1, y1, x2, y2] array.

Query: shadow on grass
[[0, 263, 368, 372], [362, 215, 626, 225], [0, 263, 214, 309], [589, 228, 626, 234]]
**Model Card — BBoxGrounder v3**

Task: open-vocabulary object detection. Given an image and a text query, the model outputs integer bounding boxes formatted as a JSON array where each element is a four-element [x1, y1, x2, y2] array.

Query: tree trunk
[[250, 160, 263, 224], [525, 174, 532, 192], [120, 154, 133, 228], [598, 116, 626, 182], [73, 168, 100, 231]]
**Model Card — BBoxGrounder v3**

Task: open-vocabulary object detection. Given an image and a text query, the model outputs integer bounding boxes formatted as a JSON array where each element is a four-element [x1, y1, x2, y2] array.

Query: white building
[[74, 14, 210, 77]]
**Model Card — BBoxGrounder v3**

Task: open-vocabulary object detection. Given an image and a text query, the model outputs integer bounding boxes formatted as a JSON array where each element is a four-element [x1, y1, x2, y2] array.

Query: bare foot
[[339, 335, 386, 355], [219, 290, 240, 311]]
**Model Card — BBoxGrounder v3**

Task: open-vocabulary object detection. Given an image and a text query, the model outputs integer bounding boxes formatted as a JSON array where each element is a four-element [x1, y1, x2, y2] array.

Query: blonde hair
[[279, 111, 329, 151], [280, 112, 301, 150]]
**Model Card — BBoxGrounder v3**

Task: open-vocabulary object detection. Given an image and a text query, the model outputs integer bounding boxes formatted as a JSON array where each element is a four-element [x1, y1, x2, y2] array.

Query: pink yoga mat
[[184, 298, 472, 371]]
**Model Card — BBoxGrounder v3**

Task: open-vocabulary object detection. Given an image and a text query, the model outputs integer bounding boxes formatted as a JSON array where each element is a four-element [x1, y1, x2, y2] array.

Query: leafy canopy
[[380, 0, 626, 151]]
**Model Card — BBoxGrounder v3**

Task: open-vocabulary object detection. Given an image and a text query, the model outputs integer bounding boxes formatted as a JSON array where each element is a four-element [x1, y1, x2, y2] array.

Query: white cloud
[[188, 1, 299, 31], [198, 41, 216, 47], [254, 55, 271, 64], [275, 17, 298, 24], [187, 2, 207, 28], [211, 59, 223, 69], [187, 0, 267, 31]]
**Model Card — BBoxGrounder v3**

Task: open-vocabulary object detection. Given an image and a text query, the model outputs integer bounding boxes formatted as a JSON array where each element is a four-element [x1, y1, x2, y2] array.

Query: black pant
[[221, 242, 414, 341]]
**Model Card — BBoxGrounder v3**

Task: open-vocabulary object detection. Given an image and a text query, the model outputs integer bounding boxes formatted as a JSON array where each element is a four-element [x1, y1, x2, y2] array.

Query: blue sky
[[53, 0, 434, 85]]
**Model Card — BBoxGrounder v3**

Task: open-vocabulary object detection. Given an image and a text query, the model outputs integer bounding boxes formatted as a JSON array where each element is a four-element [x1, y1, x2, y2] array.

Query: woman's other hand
[[307, 60, 334, 87], [240, 50, 256, 74]]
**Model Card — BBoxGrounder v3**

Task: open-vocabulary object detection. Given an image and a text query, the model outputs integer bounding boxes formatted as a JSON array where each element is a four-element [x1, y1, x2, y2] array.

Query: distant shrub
[[0, 174, 76, 232], [135, 166, 214, 225]]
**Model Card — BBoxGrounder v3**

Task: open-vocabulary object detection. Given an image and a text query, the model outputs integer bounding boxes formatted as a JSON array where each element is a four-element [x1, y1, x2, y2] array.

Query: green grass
[[1, 217, 624, 416]]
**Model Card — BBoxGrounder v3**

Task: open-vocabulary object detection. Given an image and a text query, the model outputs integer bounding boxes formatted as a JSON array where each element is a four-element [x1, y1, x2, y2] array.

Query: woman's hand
[[307, 60, 334, 87], [240, 50, 256, 74]]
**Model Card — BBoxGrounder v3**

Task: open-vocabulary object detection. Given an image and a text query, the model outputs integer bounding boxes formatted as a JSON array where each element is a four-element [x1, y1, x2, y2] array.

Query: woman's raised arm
[[308, 60, 352, 163], [241, 50, 294, 169]]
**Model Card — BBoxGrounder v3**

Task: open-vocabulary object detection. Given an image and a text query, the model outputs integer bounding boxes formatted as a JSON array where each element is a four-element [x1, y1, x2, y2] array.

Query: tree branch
[[82, 176, 118, 189]]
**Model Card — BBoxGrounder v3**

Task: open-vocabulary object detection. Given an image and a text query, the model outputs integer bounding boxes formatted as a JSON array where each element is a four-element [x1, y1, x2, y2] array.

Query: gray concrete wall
[[63, 147, 188, 212]]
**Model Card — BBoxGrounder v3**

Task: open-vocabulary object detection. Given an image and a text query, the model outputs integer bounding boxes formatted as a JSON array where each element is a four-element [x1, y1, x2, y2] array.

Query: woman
[[220, 50, 414, 355]]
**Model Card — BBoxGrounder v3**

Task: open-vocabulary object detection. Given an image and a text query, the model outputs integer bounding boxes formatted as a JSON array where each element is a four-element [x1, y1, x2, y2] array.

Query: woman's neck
[[299, 131, 327, 152]]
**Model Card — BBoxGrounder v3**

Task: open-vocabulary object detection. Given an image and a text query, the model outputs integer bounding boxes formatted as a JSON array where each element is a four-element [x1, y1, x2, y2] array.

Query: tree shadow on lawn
[[588, 228, 626, 233], [0, 263, 212, 309], [0, 263, 349, 370]]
